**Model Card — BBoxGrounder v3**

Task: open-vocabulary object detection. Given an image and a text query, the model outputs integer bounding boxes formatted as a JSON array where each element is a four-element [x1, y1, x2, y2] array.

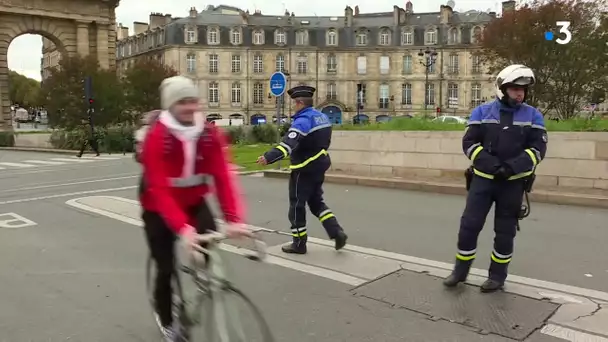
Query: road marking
[[541, 324, 608, 342], [0, 162, 36, 168], [0, 186, 137, 205], [0, 212, 37, 229], [50, 158, 94, 163], [64, 195, 608, 341], [75, 156, 121, 160], [0, 175, 139, 193], [22, 160, 66, 165]]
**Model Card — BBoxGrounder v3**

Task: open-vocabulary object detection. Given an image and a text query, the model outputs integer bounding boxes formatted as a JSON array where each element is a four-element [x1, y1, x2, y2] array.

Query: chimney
[[502, 1, 515, 13], [393, 5, 400, 26], [405, 0, 413, 13], [489, 11, 497, 18], [164, 14, 172, 24], [121, 26, 129, 38], [440, 5, 453, 24], [344, 6, 353, 27], [354, 6, 359, 16], [240, 10, 249, 24], [133, 21, 149, 35], [149, 13, 166, 30], [189, 7, 197, 18]]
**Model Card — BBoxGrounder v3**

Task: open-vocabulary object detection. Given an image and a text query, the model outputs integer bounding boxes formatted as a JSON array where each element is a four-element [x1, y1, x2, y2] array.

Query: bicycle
[[146, 229, 275, 342]]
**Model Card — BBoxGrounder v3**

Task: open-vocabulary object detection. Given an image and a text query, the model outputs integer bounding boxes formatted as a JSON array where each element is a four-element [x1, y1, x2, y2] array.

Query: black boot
[[443, 259, 473, 287], [282, 236, 307, 254], [480, 278, 504, 293], [333, 230, 348, 250]]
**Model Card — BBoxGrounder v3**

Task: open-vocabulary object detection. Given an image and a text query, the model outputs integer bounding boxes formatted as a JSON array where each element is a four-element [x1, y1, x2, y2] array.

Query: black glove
[[494, 165, 514, 181]]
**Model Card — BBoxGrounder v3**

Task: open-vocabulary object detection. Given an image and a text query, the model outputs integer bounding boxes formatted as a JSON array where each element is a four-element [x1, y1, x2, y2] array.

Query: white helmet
[[495, 64, 535, 100]]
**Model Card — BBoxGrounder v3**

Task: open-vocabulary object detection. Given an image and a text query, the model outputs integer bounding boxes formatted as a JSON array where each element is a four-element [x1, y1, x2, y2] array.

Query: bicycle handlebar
[[192, 229, 268, 262]]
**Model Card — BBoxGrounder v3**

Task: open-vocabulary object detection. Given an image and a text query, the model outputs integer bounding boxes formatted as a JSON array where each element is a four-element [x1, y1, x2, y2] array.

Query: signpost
[[269, 72, 287, 170]]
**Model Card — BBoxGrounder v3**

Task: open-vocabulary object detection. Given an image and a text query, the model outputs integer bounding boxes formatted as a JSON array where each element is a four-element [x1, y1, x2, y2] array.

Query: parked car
[[432, 115, 467, 124]]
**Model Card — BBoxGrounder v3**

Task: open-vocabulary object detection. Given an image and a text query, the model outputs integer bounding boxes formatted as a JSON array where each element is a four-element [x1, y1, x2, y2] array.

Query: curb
[[263, 170, 608, 209], [0, 147, 111, 155]]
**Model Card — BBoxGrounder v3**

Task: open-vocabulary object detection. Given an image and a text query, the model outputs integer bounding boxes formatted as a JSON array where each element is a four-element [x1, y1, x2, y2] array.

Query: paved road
[[0, 150, 607, 341]]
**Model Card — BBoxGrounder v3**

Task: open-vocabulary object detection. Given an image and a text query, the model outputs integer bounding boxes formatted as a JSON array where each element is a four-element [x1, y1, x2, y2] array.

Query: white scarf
[[159, 110, 205, 177]]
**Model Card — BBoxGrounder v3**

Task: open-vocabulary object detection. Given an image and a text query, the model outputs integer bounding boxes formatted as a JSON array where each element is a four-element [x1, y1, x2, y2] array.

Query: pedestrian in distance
[[443, 64, 548, 293], [257, 85, 348, 254], [76, 116, 100, 157]]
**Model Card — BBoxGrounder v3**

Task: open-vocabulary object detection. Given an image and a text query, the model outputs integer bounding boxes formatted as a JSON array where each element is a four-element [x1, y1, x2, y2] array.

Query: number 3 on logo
[[555, 21, 572, 45]]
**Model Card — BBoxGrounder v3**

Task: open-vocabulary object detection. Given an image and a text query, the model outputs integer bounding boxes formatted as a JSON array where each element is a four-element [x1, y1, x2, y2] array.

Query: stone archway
[[0, 0, 119, 130]]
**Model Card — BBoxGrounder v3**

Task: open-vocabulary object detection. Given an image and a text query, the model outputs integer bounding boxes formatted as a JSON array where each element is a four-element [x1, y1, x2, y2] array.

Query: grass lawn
[[229, 144, 290, 171]]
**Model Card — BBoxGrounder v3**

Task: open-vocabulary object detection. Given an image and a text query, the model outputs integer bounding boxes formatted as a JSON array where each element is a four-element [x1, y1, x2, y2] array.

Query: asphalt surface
[[0, 150, 606, 341]]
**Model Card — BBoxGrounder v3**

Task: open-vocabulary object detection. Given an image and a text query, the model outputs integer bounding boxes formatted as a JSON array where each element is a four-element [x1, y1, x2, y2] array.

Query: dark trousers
[[78, 138, 99, 156], [288, 171, 342, 240], [142, 200, 217, 327], [456, 176, 525, 282]]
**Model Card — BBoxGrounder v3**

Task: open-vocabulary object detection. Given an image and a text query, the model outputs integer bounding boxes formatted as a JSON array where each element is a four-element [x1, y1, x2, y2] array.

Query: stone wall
[[14, 133, 53, 149], [329, 131, 608, 190]]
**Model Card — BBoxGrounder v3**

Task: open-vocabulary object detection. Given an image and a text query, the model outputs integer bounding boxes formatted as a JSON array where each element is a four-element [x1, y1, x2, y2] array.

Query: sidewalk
[[263, 170, 608, 209]]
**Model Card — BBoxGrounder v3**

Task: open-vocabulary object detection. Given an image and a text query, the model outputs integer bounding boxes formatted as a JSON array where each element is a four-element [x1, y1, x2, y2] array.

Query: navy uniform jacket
[[263, 106, 332, 173], [464, 99, 548, 180]]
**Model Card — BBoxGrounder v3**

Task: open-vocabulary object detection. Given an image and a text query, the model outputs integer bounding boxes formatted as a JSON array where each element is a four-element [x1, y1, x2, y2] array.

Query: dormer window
[[207, 27, 219, 44], [356, 30, 368, 46], [401, 28, 413, 45], [472, 26, 482, 44], [425, 27, 437, 45], [253, 29, 264, 45], [275, 29, 286, 45], [185, 26, 197, 44], [448, 27, 459, 44], [296, 30, 308, 45], [230, 28, 242, 45], [327, 29, 337, 46], [379, 28, 391, 45]]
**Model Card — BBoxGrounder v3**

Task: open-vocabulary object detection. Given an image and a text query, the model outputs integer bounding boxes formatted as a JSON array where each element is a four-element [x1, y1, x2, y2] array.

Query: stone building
[[40, 38, 61, 80], [115, 2, 500, 124]]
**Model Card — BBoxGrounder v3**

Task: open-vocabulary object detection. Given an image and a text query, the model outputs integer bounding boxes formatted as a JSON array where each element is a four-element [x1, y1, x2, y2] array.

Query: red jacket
[[140, 115, 245, 234]]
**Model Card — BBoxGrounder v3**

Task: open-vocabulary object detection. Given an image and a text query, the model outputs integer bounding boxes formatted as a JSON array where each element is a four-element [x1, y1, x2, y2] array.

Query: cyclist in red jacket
[[140, 76, 251, 341]]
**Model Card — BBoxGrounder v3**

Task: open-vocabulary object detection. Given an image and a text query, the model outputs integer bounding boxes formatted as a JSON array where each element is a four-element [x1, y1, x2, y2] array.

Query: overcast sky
[[8, 0, 498, 81]]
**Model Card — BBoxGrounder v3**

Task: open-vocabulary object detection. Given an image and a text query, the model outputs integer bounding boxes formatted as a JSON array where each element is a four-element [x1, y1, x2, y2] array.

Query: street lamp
[[417, 48, 438, 112]]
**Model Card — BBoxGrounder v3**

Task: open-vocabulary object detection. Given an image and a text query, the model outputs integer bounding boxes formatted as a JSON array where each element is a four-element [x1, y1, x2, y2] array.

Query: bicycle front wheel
[[189, 283, 274, 342]]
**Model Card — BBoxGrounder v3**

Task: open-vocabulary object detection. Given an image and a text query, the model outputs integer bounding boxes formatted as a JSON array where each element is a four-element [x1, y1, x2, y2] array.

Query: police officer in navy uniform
[[257, 85, 348, 254], [443, 64, 548, 292]]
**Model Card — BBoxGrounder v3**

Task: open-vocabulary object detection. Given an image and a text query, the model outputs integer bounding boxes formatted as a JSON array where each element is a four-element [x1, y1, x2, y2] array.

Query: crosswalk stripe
[[50, 158, 94, 163], [0, 162, 37, 168], [76, 156, 120, 160], [23, 160, 66, 165]]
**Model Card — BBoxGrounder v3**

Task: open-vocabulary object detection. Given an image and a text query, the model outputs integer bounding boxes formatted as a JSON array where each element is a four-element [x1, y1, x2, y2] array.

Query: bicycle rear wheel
[[188, 282, 274, 342]]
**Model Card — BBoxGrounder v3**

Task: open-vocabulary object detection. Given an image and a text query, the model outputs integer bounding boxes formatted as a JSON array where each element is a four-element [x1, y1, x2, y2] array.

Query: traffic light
[[84, 76, 94, 106], [436, 107, 441, 114]]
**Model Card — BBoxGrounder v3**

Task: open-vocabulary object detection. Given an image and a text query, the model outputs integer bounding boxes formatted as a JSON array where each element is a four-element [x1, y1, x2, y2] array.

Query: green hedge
[[224, 124, 290, 144], [0, 132, 15, 147], [50, 126, 136, 152]]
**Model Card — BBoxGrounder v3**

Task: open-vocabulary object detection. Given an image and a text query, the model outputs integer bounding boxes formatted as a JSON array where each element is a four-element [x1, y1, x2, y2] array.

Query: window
[[356, 31, 367, 46], [471, 83, 482, 106], [472, 26, 482, 44], [358, 83, 367, 104], [378, 84, 390, 109], [186, 53, 196, 73], [379, 29, 390, 45], [275, 54, 285, 72], [208, 54, 218, 73], [296, 30, 307, 45], [471, 55, 482, 74], [297, 55, 308, 74], [425, 84, 435, 105], [327, 53, 337, 73], [327, 30, 337, 45], [253, 30, 264, 45], [253, 82, 264, 104], [208, 82, 219, 104], [448, 83, 459, 108], [448, 54, 459, 74], [428, 60, 436, 74], [402, 55, 412, 74], [230, 29, 241, 44], [326, 82, 337, 100], [186, 28, 196, 43], [231, 54, 241, 73], [231, 82, 241, 103], [401, 83, 412, 105], [275, 30, 286, 44], [448, 27, 458, 44], [425, 29, 437, 45], [253, 54, 263, 73], [379, 56, 390, 75], [357, 56, 367, 74], [401, 29, 413, 45], [207, 27, 218, 44]]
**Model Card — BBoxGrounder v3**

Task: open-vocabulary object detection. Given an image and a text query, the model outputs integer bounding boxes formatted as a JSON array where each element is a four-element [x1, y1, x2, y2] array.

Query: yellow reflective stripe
[[508, 171, 533, 180], [292, 231, 307, 237], [276, 145, 288, 158], [319, 213, 335, 222], [491, 254, 511, 264], [473, 168, 494, 179], [524, 148, 538, 166], [470, 146, 484, 161], [289, 149, 328, 169], [456, 254, 476, 261]]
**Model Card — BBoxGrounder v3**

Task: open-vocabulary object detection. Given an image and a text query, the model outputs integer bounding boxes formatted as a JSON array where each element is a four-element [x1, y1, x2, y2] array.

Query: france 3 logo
[[544, 21, 572, 45]]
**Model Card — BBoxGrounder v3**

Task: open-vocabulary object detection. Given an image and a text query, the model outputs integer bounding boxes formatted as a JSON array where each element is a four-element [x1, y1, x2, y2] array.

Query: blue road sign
[[269, 72, 287, 97]]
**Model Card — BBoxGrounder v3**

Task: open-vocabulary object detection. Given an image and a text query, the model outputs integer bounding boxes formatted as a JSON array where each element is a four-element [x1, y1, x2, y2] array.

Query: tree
[[39, 56, 125, 129], [476, 0, 608, 119], [122, 58, 177, 124], [8, 70, 41, 107]]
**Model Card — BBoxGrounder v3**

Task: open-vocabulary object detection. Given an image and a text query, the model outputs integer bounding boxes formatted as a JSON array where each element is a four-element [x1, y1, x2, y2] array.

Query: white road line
[[0, 162, 36, 168], [75, 156, 121, 160], [0, 186, 137, 205], [541, 324, 608, 342], [0, 175, 139, 193], [22, 160, 66, 165], [50, 158, 94, 163]]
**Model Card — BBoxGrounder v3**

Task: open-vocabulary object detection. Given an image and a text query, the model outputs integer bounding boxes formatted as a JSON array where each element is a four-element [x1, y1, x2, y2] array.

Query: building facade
[[116, 2, 501, 124], [41, 38, 61, 81]]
